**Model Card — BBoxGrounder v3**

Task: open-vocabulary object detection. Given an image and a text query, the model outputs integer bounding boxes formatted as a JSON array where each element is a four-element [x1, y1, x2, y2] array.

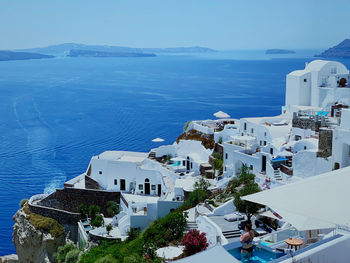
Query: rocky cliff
[[12, 207, 65, 263], [316, 39, 350, 58]]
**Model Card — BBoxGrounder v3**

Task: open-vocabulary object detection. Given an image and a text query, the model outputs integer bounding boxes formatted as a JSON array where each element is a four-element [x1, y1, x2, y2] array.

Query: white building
[[285, 60, 350, 112]]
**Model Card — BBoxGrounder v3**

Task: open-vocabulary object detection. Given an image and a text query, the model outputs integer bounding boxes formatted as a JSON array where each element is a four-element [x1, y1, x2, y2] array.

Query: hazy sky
[[1, 0, 349, 50]]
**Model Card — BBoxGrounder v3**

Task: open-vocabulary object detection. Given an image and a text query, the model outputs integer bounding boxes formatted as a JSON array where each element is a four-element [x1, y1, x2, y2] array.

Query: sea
[[0, 49, 349, 255]]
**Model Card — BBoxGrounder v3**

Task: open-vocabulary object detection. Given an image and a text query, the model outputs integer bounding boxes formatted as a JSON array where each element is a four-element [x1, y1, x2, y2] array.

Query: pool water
[[171, 161, 181, 167], [228, 247, 284, 263]]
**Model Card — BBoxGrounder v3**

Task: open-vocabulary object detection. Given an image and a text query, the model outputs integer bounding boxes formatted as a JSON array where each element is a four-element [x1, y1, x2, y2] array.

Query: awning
[[152, 138, 164, 142], [214, 111, 230, 118], [260, 210, 281, 220], [243, 167, 350, 230]]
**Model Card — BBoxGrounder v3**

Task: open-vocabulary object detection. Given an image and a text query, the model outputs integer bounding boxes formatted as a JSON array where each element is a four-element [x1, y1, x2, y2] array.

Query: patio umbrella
[[152, 138, 164, 142], [213, 110, 230, 118]]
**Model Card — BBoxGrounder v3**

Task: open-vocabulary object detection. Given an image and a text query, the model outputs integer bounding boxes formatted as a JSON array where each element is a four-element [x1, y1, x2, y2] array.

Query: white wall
[[293, 151, 332, 178], [279, 234, 350, 263], [207, 199, 235, 216], [196, 216, 228, 247]]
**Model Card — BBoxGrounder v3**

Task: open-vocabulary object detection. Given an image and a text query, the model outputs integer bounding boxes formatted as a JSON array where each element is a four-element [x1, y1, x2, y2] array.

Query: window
[[191, 162, 193, 169], [250, 165, 253, 170], [331, 67, 337, 74], [251, 128, 254, 134], [151, 185, 156, 190], [264, 132, 267, 137], [244, 123, 247, 131], [304, 78, 307, 82], [295, 135, 301, 141], [225, 153, 228, 159], [304, 146, 307, 150], [224, 167, 227, 171], [145, 178, 149, 182], [183, 160, 186, 166], [99, 171, 102, 175], [260, 140, 262, 146], [114, 179, 118, 185], [270, 148, 273, 154], [264, 141, 267, 146], [139, 184, 143, 190]]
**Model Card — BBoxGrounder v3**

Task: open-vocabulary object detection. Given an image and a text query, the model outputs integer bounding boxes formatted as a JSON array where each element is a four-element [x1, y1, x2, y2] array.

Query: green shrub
[[78, 204, 88, 220], [23, 204, 64, 238], [88, 205, 100, 220], [56, 243, 76, 263], [212, 152, 223, 160], [106, 201, 119, 217], [127, 228, 140, 242], [106, 223, 113, 236], [95, 255, 118, 263], [123, 254, 143, 263], [183, 121, 191, 131], [91, 215, 104, 227], [180, 189, 209, 210], [65, 248, 80, 263], [20, 199, 28, 207], [213, 158, 223, 171]]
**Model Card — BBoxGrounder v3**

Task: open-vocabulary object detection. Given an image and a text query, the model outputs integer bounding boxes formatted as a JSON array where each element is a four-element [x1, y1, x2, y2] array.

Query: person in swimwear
[[240, 222, 254, 261]]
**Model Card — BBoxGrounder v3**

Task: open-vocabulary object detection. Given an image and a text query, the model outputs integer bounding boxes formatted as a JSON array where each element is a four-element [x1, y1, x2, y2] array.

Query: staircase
[[148, 151, 156, 160], [185, 221, 198, 232], [274, 169, 282, 181], [222, 229, 241, 239]]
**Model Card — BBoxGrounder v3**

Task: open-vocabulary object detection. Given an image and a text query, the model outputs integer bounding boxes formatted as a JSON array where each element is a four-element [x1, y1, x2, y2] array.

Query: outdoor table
[[285, 238, 303, 250]]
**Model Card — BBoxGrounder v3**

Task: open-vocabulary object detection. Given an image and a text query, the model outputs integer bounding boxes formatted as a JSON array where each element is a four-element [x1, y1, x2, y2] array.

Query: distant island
[[68, 49, 156, 58], [0, 51, 54, 61], [266, 49, 296, 54], [17, 43, 216, 56], [316, 39, 350, 58]]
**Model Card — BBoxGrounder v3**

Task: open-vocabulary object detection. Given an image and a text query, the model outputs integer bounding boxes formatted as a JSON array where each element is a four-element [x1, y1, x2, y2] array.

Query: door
[[157, 184, 161, 196], [120, 179, 126, 191], [186, 157, 190, 170], [145, 182, 150, 195], [262, 155, 266, 173]]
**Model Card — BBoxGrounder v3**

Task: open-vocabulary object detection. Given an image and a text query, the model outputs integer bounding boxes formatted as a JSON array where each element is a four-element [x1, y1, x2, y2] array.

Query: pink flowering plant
[[182, 229, 209, 256]]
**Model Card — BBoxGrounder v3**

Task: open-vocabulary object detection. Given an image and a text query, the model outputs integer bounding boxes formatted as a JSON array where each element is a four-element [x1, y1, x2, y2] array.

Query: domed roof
[[306, 60, 348, 73]]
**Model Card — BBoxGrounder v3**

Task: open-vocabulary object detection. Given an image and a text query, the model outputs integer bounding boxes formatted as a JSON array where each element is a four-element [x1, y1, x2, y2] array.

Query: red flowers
[[182, 229, 209, 256]]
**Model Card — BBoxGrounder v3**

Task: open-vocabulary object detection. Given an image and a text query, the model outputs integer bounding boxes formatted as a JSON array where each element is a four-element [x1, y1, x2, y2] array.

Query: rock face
[[0, 254, 18, 263], [12, 208, 65, 263]]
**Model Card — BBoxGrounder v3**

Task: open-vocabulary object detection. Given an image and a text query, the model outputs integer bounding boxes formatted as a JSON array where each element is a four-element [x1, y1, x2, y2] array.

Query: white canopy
[[243, 167, 350, 230], [156, 246, 183, 260], [152, 137, 164, 142], [214, 110, 230, 118], [171, 157, 184, 162]]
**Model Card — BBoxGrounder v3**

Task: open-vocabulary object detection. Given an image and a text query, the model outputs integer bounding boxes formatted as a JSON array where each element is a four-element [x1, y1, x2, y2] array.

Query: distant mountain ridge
[[0, 50, 54, 61], [316, 39, 350, 58], [68, 49, 156, 58], [17, 43, 216, 56]]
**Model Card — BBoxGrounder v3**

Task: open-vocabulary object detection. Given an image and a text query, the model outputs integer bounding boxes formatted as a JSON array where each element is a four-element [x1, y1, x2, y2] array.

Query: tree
[[194, 176, 210, 192], [106, 201, 119, 217], [91, 215, 104, 227], [78, 204, 88, 220], [127, 228, 141, 242], [106, 223, 113, 236], [182, 229, 209, 256], [88, 205, 100, 220], [234, 183, 262, 220]]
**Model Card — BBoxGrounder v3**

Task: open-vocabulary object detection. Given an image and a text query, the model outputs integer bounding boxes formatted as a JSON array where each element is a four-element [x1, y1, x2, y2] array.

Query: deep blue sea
[[0, 49, 349, 254]]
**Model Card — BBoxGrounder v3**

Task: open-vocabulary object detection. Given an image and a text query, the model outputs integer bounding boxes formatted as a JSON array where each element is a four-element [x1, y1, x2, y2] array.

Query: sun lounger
[[224, 212, 245, 222]]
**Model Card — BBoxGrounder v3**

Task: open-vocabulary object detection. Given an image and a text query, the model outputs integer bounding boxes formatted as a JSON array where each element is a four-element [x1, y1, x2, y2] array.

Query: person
[[240, 222, 255, 261]]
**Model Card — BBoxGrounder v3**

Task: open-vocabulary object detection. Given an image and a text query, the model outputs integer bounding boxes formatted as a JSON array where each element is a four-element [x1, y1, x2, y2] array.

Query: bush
[[88, 205, 100, 220], [23, 204, 64, 238], [123, 254, 143, 263], [127, 228, 141, 242], [91, 215, 104, 227], [20, 199, 28, 207], [56, 244, 76, 263], [180, 189, 209, 210], [143, 211, 187, 247], [213, 158, 223, 171], [182, 229, 208, 256], [78, 204, 88, 220], [234, 183, 262, 220], [95, 255, 118, 263], [212, 152, 223, 160], [106, 224, 113, 236], [65, 248, 80, 263], [106, 201, 119, 217]]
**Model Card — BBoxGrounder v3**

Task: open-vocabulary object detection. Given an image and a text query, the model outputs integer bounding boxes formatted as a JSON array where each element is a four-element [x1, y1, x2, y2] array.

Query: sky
[[1, 0, 350, 50]]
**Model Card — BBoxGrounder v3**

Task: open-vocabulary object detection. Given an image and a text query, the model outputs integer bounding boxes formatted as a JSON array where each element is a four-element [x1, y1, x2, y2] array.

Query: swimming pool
[[227, 246, 284, 263], [171, 161, 181, 167]]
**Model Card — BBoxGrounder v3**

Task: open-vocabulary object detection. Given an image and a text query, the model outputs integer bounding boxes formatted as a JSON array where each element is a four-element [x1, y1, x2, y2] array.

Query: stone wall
[[317, 128, 333, 158], [292, 117, 321, 131], [38, 187, 120, 215], [85, 175, 100, 190]]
